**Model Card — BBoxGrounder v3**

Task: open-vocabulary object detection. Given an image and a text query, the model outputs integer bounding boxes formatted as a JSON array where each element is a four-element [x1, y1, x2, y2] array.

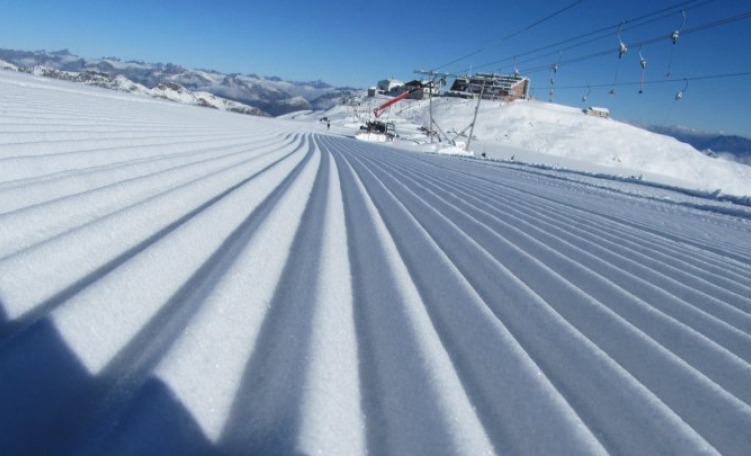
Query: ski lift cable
[[519, 9, 751, 75], [508, 4, 707, 70], [682, 9, 751, 33], [557, 6, 697, 56], [466, 0, 714, 73], [550, 70, 751, 90], [492, 0, 715, 71], [430, 0, 584, 72]]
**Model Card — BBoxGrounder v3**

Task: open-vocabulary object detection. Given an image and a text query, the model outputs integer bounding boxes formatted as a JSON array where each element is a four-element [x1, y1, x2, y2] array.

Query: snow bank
[[472, 100, 751, 196]]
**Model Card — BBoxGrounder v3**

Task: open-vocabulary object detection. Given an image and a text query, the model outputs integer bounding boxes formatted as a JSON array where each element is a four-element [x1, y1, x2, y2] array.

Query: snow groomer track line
[[1, 71, 751, 455]]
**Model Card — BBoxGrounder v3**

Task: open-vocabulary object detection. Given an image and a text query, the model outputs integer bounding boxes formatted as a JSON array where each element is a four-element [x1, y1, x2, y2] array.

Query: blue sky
[[1, 0, 750, 136]]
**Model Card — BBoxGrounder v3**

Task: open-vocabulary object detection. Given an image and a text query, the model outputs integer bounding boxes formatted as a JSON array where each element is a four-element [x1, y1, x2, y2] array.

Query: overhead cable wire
[[430, 0, 584, 72], [519, 9, 751, 74], [465, 0, 714, 73], [512, 1, 713, 68], [548, 70, 751, 90]]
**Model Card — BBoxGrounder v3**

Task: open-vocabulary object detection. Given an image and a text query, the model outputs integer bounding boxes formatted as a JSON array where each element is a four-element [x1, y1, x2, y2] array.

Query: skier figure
[[327, 122, 330, 130]]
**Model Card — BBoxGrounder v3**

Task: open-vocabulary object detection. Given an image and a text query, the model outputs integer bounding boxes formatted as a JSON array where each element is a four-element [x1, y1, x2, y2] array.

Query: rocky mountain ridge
[[0, 48, 358, 116]]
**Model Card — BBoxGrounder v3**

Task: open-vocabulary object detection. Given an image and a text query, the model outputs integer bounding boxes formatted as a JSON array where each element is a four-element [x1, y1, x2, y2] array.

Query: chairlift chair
[[675, 78, 689, 100], [638, 48, 647, 94], [671, 10, 687, 44], [617, 22, 628, 59]]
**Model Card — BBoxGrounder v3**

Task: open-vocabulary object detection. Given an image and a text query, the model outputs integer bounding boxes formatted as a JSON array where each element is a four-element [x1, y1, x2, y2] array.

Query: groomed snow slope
[[2, 70, 751, 455], [295, 96, 751, 198]]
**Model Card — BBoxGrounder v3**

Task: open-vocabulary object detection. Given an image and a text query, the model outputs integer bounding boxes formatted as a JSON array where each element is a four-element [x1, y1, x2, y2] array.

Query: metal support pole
[[429, 77, 434, 144], [431, 118, 451, 145], [466, 80, 485, 152], [416, 70, 453, 144]]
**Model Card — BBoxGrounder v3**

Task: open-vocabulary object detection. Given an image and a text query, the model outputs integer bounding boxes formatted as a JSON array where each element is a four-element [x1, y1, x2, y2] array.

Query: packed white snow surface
[[294, 95, 751, 198], [1, 69, 751, 455]]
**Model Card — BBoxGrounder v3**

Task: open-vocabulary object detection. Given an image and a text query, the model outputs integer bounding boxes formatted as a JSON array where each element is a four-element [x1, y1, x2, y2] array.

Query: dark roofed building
[[446, 73, 530, 101]]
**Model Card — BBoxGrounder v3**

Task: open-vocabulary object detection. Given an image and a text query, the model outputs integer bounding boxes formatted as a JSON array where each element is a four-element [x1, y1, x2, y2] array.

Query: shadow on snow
[[0, 318, 214, 455], [0, 143, 318, 456]]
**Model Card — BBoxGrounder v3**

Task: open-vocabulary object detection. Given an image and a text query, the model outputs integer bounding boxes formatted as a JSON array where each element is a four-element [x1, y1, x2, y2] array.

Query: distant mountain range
[[639, 124, 751, 166], [0, 48, 359, 117]]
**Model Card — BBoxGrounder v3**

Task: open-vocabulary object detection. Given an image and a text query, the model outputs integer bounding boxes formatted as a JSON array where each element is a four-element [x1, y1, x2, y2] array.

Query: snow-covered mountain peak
[[0, 47, 357, 116]]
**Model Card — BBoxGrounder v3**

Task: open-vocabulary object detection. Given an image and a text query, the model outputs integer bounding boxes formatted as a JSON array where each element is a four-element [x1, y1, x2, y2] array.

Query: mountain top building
[[446, 73, 530, 101]]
